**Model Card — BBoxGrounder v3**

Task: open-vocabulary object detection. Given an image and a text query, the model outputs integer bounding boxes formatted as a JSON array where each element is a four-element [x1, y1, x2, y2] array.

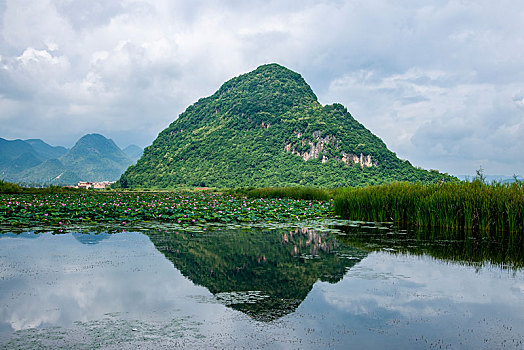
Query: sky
[[0, 0, 523, 176]]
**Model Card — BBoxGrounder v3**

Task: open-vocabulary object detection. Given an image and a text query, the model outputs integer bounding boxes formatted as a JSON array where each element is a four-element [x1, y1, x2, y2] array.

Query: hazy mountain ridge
[[59, 134, 133, 182], [456, 174, 524, 183], [0, 134, 142, 185], [117, 63, 455, 189], [18, 158, 81, 185], [0, 138, 44, 169], [0, 138, 66, 181], [24, 139, 68, 159], [123, 144, 144, 162]]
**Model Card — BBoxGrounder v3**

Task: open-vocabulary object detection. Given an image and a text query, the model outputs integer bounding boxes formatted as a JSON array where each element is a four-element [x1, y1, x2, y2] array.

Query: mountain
[[18, 159, 81, 185], [456, 174, 524, 184], [0, 138, 39, 169], [5, 151, 43, 173], [0, 138, 67, 181], [0, 138, 30, 164], [24, 139, 68, 159], [59, 133, 133, 182], [1, 134, 133, 185], [122, 144, 143, 162], [117, 63, 454, 189]]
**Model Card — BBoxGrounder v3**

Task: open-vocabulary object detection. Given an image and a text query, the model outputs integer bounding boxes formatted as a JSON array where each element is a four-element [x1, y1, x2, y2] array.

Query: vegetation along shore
[[334, 180, 524, 234], [0, 181, 330, 228], [233, 180, 524, 235], [2, 179, 523, 236]]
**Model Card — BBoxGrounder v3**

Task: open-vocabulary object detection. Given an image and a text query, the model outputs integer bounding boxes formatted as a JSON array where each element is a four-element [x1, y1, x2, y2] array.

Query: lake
[[1, 222, 524, 349]]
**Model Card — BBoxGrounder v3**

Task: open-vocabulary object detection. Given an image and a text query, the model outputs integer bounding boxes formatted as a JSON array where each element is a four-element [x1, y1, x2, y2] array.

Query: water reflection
[[332, 223, 524, 269], [72, 232, 112, 245], [144, 227, 367, 321], [0, 232, 211, 337], [1, 224, 524, 348], [0, 231, 40, 240]]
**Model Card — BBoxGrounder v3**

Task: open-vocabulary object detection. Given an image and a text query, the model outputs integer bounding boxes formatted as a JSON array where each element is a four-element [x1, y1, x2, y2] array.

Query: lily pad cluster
[[0, 192, 333, 227]]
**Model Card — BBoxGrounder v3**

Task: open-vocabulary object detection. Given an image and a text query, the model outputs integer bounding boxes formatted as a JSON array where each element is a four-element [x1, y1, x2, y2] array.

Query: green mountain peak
[[1, 134, 135, 185], [117, 64, 453, 188], [60, 133, 132, 182]]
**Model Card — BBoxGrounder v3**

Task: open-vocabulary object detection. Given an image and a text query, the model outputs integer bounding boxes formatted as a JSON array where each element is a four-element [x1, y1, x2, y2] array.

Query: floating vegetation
[[0, 191, 332, 228], [334, 181, 524, 235], [215, 291, 271, 306], [3, 313, 204, 349]]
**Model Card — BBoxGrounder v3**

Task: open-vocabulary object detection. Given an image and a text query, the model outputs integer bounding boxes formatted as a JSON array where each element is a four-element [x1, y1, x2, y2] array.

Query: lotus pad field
[[0, 191, 333, 228]]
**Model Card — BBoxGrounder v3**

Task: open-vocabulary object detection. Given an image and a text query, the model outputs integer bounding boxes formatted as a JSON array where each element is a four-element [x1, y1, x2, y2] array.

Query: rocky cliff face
[[284, 130, 376, 168]]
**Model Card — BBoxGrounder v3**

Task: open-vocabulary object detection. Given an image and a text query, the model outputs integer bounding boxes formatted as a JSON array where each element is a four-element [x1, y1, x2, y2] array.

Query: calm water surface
[[1, 224, 523, 349]]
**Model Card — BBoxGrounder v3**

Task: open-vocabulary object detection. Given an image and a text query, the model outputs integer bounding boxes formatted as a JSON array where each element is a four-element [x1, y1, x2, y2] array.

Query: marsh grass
[[230, 187, 337, 201], [334, 180, 524, 235]]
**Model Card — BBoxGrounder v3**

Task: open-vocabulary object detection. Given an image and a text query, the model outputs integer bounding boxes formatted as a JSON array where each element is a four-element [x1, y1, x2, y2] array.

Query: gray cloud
[[54, 0, 125, 31], [0, 0, 523, 175]]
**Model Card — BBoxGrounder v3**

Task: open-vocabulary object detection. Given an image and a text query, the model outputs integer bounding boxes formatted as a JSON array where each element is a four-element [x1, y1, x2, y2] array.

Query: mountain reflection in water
[[144, 227, 368, 321], [2, 223, 524, 349], [72, 232, 112, 245]]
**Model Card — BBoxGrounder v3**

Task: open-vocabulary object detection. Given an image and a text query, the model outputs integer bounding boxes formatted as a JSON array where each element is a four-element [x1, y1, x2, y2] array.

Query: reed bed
[[334, 181, 524, 235], [230, 187, 336, 201]]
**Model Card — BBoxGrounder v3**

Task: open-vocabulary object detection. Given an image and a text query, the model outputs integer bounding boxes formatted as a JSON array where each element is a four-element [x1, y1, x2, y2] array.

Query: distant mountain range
[[0, 134, 143, 186], [455, 175, 524, 183]]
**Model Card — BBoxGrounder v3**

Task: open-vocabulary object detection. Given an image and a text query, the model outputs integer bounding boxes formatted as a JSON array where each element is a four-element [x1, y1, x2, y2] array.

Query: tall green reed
[[230, 187, 336, 201], [334, 180, 524, 235]]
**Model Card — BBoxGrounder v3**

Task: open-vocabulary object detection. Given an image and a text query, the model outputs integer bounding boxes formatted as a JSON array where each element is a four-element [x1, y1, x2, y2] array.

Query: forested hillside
[[117, 64, 454, 188]]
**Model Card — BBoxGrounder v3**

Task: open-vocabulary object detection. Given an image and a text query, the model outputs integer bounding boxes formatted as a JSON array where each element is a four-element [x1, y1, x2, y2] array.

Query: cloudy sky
[[1, 0, 523, 176]]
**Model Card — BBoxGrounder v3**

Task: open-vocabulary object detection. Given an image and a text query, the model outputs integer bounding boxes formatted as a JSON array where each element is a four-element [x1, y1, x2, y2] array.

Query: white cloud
[[2, 0, 74, 50], [17, 47, 69, 69], [325, 67, 524, 174]]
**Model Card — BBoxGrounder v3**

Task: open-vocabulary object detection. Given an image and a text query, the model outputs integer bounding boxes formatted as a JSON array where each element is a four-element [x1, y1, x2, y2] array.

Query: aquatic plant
[[230, 186, 336, 201], [334, 180, 524, 234], [0, 191, 332, 227]]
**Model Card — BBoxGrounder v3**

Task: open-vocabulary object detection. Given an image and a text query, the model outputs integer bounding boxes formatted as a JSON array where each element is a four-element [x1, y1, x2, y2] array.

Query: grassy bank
[[333, 181, 524, 234]]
